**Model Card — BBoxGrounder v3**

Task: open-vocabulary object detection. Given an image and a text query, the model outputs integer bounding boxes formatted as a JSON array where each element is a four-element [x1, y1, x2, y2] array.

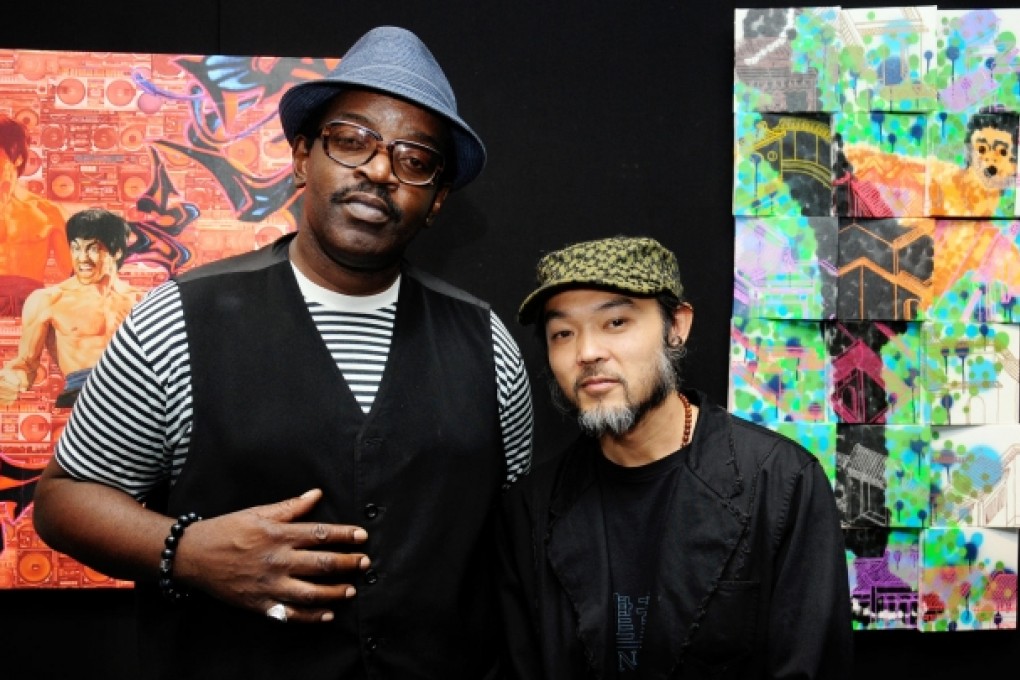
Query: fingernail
[[322, 611, 334, 622], [345, 587, 357, 598], [359, 556, 371, 569], [353, 528, 368, 541], [301, 489, 318, 499]]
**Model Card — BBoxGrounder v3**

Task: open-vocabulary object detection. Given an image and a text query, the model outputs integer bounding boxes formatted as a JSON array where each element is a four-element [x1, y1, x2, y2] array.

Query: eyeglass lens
[[322, 122, 443, 185]]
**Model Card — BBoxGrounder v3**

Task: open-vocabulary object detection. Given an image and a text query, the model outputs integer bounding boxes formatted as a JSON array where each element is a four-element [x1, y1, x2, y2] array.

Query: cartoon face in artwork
[[69, 237, 120, 286], [966, 125, 1017, 192]]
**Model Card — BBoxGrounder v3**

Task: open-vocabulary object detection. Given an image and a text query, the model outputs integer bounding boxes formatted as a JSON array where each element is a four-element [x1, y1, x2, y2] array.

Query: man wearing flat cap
[[33, 26, 532, 680], [499, 236, 852, 679]]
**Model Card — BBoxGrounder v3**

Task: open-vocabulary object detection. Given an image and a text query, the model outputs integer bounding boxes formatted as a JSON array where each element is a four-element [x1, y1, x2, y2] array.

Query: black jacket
[[498, 391, 852, 679]]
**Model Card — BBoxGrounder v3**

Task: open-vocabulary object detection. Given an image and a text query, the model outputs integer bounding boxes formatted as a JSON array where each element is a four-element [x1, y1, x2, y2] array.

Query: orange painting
[[0, 48, 336, 588]]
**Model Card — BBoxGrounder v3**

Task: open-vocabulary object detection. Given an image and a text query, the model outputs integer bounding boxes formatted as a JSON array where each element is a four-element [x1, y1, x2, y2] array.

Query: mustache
[[330, 181, 403, 221], [574, 363, 624, 393]]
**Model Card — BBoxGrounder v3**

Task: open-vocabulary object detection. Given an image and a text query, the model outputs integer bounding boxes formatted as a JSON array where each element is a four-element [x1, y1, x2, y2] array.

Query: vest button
[[364, 503, 380, 519], [365, 636, 378, 652], [364, 569, 379, 585]]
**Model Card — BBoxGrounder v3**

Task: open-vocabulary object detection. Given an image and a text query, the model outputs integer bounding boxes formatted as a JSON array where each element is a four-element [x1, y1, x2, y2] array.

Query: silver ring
[[265, 603, 287, 622]]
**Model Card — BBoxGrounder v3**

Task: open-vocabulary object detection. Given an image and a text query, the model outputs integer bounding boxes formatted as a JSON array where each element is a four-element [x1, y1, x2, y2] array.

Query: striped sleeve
[[490, 311, 533, 489], [54, 282, 192, 501], [55, 285, 533, 497]]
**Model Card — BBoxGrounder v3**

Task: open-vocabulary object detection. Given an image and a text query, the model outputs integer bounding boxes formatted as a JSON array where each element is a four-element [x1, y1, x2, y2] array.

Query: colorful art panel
[[919, 322, 1020, 426], [845, 527, 922, 630], [929, 220, 1020, 324], [837, 7, 940, 114], [0, 49, 336, 588], [919, 527, 1018, 631], [837, 217, 934, 320], [936, 10, 1020, 115], [930, 425, 1020, 528], [823, 320, 921, 424], [733, 216, 837, 320], [926, 110, 1018, 217], [734, 7, 840, 113], [771, 421, 838, 483], [734, 112, 833, 217], [729, 317, 832, 424], [835, 424, 931, 529], [833, 112, 929, 218]]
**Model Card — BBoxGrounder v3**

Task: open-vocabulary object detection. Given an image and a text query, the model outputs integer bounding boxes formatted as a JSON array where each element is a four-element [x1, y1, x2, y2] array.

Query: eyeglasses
[[319, 120, 445, 186]]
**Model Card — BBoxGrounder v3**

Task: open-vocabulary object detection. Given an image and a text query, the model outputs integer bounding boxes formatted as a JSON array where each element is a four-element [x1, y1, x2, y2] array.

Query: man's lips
[[340, 192, 392, 223], [577, 376, 620, 395]]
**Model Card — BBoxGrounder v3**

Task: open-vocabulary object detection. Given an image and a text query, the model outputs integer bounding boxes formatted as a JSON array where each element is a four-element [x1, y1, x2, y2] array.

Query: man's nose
[[575, 330, 607, 364], [358, 149, 398, 186]]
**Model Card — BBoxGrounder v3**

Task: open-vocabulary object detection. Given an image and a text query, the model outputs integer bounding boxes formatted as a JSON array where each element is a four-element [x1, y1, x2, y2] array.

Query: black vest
[[137, 234, 504, 679]]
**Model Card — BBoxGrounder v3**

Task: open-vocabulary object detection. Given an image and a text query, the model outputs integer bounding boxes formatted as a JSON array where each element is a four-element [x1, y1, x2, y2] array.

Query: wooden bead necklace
[[678, 391, 693, 448]]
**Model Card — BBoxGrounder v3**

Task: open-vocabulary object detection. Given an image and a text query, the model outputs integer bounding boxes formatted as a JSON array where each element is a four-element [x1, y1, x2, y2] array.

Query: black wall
[[1, 1, 1016, 677]]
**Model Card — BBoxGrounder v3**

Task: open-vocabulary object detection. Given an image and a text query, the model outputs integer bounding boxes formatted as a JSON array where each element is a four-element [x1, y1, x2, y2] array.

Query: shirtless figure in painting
[[0, 208, 143, 407], [836, 106, 1019, 217], [0, 114, 70, 285]]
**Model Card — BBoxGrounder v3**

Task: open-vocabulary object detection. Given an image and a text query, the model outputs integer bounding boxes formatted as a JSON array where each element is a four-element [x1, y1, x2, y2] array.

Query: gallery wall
[[0, 0, 1016, 677]]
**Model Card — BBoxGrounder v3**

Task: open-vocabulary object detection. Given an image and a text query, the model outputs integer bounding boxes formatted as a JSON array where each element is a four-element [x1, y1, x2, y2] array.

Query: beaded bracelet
[[158, 511, 202, 602]]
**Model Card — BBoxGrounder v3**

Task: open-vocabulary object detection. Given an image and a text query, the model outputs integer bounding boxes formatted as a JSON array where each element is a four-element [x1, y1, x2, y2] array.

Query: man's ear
[[425, 184, 452, 227], [671, 303, 694, 344], [292, 137, 310, 189]]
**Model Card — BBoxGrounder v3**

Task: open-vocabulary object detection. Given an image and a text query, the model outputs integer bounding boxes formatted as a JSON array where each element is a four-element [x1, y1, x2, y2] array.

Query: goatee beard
[[549, 351, 677, 438]]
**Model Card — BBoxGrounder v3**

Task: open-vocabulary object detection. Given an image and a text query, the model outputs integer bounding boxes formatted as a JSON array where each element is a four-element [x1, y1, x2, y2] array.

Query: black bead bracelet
[[158, 511, 202, 602]]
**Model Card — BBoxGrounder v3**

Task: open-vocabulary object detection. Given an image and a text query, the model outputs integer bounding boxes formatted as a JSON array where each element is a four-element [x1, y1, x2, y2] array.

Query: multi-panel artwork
[[734, 6, 1020, 632]]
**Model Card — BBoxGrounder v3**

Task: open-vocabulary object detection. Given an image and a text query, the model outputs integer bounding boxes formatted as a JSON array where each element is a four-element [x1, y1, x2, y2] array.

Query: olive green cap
[[518, 235, 683, 325]]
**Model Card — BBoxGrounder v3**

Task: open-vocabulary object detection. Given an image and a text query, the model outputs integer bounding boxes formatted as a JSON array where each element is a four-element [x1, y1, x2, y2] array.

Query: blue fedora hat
[[279, 26, 486, 190]]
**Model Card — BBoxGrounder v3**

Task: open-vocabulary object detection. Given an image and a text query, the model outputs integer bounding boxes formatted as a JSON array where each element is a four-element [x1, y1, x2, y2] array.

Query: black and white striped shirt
[[55, 267, 533, 499]]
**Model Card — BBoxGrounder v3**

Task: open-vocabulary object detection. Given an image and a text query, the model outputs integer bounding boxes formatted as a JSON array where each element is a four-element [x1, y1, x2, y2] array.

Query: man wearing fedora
[[499, 236, 851, 679], [33, 26, 532, 679]]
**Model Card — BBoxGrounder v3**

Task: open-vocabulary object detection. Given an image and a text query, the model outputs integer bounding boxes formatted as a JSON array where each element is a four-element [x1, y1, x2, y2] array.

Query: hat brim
[[517, 282, 562, 326], [518, 278, 683, 325], [278, 79, 485, 190], [518, 280, 649, 326]]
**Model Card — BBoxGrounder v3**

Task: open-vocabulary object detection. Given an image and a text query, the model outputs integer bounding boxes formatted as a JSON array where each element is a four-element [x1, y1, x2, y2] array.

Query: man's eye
[[607, 318, 627, 328], [549, 329, 571, 341], [1000, 148, 1008, 157], [335, 135, 367, 150], [978, 145, 988, 154]]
